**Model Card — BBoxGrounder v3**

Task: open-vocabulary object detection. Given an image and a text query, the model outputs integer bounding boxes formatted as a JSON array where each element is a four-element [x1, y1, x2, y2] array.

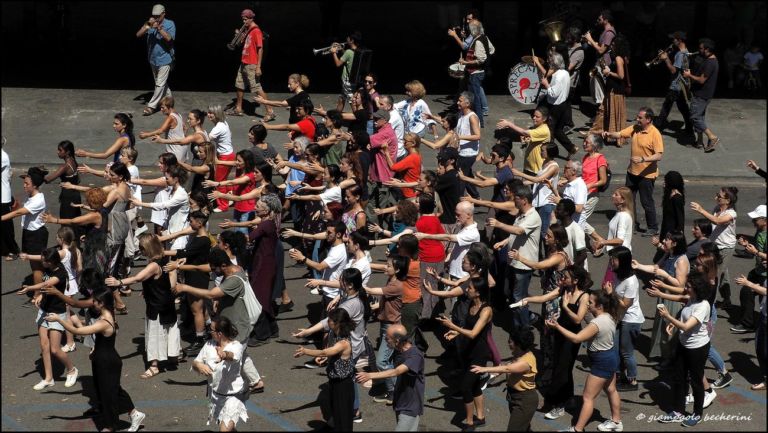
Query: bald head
[[388, 323, 407, 338], [455, 201, 475, 226]]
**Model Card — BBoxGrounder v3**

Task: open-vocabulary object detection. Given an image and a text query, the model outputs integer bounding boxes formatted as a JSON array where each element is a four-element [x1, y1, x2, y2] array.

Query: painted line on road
[[245, 400, 303, 431], [724, 386, 767, 405], [2, 414, 27, 432]]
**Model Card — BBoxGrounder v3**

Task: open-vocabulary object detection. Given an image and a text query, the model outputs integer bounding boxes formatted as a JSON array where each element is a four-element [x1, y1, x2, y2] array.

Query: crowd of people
[[0, 4, 766, 433]]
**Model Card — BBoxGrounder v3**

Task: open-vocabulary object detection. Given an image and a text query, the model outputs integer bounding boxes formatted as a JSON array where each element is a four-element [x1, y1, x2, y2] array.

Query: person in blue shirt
[[136, 4, 176, 116]]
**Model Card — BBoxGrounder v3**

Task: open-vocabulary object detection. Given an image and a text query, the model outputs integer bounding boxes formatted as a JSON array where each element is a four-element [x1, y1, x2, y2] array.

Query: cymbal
[[521, 55, 544, 65]]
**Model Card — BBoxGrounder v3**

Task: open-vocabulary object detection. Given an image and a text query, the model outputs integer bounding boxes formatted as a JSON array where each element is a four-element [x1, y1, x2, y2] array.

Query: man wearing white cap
[[136, 4, 176, 116], [731, 204, 767, 334]]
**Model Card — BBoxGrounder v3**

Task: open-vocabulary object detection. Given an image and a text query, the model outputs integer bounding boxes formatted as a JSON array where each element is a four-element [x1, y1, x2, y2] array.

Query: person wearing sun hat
[[731, 204, 767, 334], [1, 166, 50, 284], [136, 4, 176, 116]]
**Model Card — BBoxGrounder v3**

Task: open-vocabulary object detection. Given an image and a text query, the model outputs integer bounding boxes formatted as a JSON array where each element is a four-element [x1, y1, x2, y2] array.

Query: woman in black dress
[[436, 277, 494, 430], [652, 170, 685, 262], [45, 288, 147, 432], [44, 140, 82, 235]]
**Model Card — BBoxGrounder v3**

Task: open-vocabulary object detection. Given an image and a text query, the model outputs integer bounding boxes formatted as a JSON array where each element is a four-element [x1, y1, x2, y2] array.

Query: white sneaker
[[597, 419, 624, 431], [703, 389, 717, 408], [545, 406, 565, 420], [32, 379, 54, 391], [686, 393, 694, 405], [64, 367, 79, 388], [309, 288, 320, 295], [128, 410, 146, 432]]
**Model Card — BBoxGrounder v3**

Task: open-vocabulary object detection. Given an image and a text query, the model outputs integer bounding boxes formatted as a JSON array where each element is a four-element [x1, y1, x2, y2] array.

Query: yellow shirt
[[507, 351, 537, 391], [524, 124, 550, 174], [620, 124, 664, 179]]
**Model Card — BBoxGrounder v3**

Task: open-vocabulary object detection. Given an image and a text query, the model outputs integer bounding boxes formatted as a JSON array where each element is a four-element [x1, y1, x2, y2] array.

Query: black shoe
[[183, 338, 205, 356], [248, 338, 270, 347], [641, 229, 659, 238], [278, 300, 294, 313], [616, 381, 639, 392], [729, 325, 754, 334]]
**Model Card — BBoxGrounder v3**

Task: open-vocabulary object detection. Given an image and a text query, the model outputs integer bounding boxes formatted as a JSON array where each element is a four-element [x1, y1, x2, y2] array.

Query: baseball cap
[[372, 109, 390, 122], [668, 31, 686, 41], [19, 167, 47, 188], [748, 204, 766, 219], [151, 4, 165, 15], [241, 9, 255, 18]]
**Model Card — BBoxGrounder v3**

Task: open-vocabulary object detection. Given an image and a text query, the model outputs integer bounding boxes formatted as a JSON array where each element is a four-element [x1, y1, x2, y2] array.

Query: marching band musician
[[460, 20, 494, 126], [535, 52, 578, 157], [685, 38, 721, 153], [447, 9, 479, 51], [653, 31, 694, 138], [330, 32, 362, 111], [583, 10, 617, 124], [227, 9, 275, 121]]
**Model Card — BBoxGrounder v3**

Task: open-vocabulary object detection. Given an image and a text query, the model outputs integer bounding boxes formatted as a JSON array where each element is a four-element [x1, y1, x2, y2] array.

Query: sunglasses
[[364, 80, 374, 84]]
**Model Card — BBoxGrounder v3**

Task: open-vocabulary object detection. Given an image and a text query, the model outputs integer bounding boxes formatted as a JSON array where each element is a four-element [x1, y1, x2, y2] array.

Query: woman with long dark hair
[[547, 290, 623, 432], [294, 308, 355, 431], [75, 113, 135, 163], [436, 277, 493, 430], [18, 247, 79, 391], [591, 33, 630, 147], [603, 246, 645, 392], [44, 140, 82, 229], [45, 288, 146, 432], [653, 170, 685, 262]]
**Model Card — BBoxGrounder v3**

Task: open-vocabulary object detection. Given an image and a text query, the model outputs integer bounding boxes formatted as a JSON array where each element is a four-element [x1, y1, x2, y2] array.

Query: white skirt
[[208, 393, 248, 427], [144, 317, 181, 362]]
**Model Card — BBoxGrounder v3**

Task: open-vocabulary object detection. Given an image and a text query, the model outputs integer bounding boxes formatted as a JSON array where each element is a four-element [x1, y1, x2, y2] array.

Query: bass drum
[[507, 62, 541, 105], [448, 62, 466, 79]]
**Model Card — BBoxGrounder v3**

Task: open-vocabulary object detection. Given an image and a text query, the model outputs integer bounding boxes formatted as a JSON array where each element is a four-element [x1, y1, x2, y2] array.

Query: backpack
[[231, 274, 262, 326]]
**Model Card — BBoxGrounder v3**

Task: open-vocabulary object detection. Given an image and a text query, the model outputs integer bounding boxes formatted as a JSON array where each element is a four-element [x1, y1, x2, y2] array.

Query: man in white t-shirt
[[1, 137, 21, 259], [289, 221, 348, 313], [556, 199, 588, 270], [550, 160, 588, 224], [378, 95, 406, 160], [489, 185, 541, 331], [415, 201, 479, 279]]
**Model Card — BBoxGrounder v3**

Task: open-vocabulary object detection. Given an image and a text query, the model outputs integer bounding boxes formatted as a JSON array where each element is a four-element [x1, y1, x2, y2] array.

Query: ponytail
[[592, 289, 621, 322]]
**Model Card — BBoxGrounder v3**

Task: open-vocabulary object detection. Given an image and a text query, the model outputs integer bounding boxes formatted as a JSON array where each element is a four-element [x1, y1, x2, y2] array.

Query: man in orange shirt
[[603, 107, 663, 237], [228, 9, 275, 120]]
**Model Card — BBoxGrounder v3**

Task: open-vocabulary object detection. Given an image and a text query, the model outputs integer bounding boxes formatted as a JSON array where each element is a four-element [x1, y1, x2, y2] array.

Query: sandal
[[751, 382, 766, 391], [119, 287, 132, 297], [62, 343, 77, 353], [225, 108, 245, 117], [262, 112, 276, 122], [115, 305, 128, 315], [142, 107, 156, 116], [4, 253, 19, 261], [140, 366, 160, 379], [250, 380, 265, 394]]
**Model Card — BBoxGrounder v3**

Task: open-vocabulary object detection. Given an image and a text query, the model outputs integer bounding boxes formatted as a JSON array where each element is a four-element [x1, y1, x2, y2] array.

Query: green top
[[755, 229, 766, 276], [340, 49, 354, 81]]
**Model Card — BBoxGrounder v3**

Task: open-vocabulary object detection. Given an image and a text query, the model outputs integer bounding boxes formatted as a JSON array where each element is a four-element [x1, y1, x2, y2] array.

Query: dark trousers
[[544, 332, 580, 407], [507, 268, 533, 332], [401, 300, 422, 340], [461, 368, 485, 403], [0, 202, 20, 256], [673, 341, 709, 417], [457, 155, 480, 199], [739, 269, 765, 328], [251, 303, 279, 340], [625, 173, 659, 231], [655, 88, 692, 132], [547, 101, 576, 154], [328, 376, 354, 432], [507, 388, 538, 431], [757, 313, 767, 381]]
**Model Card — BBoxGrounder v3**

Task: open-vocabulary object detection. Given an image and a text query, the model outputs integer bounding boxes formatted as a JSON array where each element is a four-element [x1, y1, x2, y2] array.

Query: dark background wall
[[2, 1, 766, 98]]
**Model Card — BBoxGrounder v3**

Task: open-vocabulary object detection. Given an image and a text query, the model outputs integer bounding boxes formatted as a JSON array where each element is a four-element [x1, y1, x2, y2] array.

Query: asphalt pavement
[[1, 89, 766, 431]]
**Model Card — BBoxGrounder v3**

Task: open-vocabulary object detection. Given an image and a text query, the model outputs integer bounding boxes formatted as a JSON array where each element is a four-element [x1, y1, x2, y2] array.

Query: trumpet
[[644, 44, 675, 69], [313, 42, 348, 56], [227, 23, 249, 51]]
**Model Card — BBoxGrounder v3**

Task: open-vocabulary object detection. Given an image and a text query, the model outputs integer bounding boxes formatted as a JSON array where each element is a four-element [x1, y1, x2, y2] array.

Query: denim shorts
[[36, 310, 68, 333], [588, 346, 619, 379]]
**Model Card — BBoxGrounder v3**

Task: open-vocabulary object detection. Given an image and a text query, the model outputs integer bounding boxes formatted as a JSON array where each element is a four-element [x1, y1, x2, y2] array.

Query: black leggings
[[461, 367, 485, 403], [673, 341, 710, 417], [545, 333, 580, 407], [328, 376, 354, 431]]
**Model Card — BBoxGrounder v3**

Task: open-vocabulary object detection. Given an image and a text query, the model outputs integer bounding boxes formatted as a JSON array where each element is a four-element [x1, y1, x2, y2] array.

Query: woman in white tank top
[[153, 109, 210, 164]]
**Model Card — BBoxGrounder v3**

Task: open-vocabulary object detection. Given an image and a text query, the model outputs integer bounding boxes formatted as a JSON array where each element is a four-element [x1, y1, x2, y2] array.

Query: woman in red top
[[580, 133, 609, 237], [415, 193, 446, 318], [384, 132, 423, 200], [203, 150, 257, 236]]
